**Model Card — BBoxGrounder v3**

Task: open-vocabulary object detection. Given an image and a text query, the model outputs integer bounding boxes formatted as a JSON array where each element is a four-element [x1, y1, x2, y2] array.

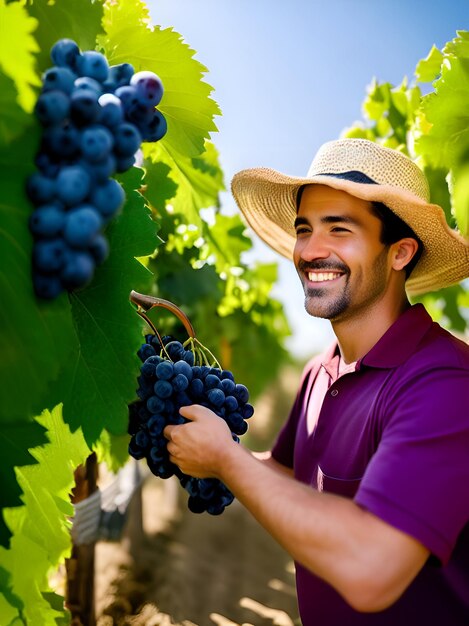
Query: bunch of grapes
[[128, 333, 254, 515], [27, 38, 167, 299]]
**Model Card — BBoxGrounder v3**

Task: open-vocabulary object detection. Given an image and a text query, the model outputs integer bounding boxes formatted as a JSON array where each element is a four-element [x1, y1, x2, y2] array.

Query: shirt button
[[331, 389, 339, 397]]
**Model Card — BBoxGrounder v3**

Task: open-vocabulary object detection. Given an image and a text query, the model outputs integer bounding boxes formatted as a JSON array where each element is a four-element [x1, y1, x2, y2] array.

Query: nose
[[295, 231, 331, 263]]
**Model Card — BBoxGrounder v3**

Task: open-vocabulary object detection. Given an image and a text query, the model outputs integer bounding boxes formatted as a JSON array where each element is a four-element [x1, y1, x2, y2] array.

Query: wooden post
[[65, 452, 98, 626]]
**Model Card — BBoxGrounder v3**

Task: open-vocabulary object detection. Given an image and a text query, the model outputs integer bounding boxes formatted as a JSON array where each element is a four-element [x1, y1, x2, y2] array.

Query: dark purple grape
[[32, 273, 63, 299], [74, 76, 103, 95], [26, 173, 56, 204], [113, 122, 142, 157], [35, 90, 70, 126], [76, 50, 109, 83], [88, 233, 109, 264], [33, 239, 66, 273], [90, 178, 125, 219], [51, 39, 80, 70], [42, 67, 77, 94], [130, 70, 164, 107], [70, 90, 101, 125], [56, 165, 91, 205], [80, 125, 114, 162], [60, 250, 95, 289], [64, 206, 102, 247], [29, 204, 65, 238]]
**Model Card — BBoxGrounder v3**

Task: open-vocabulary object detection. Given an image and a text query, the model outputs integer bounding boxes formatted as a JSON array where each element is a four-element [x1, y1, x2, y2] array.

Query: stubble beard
[[301, 247, 389, 322]]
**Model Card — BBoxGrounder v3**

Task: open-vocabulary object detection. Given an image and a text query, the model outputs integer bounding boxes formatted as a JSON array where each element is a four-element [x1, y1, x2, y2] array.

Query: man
[[164, 139, 469, 625]]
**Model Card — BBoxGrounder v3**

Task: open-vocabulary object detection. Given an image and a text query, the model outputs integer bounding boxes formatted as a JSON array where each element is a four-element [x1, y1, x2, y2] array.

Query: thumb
[[179, 404, 215, 422]]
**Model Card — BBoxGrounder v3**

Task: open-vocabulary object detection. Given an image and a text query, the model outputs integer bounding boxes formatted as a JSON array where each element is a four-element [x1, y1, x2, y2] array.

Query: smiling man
[[164, 139, 469, 625]]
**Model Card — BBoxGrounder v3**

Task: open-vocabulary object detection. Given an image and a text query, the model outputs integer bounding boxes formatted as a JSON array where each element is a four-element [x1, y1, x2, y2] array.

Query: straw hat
[[231, 138, 469, 296]]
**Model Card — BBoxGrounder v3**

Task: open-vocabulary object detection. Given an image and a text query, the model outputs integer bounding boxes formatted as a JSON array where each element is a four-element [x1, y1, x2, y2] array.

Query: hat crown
[[307, 138, 430, 202]]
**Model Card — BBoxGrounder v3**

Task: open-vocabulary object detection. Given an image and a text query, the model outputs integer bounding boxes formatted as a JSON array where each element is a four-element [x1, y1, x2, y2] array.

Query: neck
[[331, 293, 411, 364]]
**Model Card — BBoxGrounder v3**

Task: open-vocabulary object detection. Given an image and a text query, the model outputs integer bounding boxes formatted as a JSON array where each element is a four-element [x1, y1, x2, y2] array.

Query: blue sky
[[147, 0, 468, 357]]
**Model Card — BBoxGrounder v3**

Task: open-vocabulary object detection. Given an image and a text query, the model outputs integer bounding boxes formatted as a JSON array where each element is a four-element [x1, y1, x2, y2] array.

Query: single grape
[[26, 173, 56, 204], [114, 85, 139, 111], [34, 90, 70, 126], [90, 178, 125, 219], [74, 76, 103, 96], [33, 239, 66, 273], [88, 233, 109, 264], [70, 90, 101, 125], [29, 204, 65, 238], [60, 250, 95, 288], [80, 125, 114, 162], [98, 93, 124, 128], [42, 67, 77, 94], [45, 121, 80, 158], [56, 165, 91, 205], [107, 63, 135, 88], [64, 206, 102, 247], [76, 50, 109, 83], [51, 39, 80, 70], [140, 109, 167, 142], [130, 70, 164, 107], [113, 122, 142, 157], [155, 361, 174, 381]]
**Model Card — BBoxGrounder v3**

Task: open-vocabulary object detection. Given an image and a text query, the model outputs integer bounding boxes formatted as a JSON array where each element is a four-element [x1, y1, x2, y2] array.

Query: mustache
[[297, 259, 349, 274]]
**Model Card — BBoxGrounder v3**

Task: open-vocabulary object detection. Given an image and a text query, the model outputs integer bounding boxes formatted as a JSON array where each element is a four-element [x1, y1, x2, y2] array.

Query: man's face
[[293, 184, 392, 322]]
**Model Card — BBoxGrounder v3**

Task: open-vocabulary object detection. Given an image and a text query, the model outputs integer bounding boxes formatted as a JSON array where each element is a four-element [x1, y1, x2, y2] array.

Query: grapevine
[[128, 290, 255, 515], [27, 39, 167, 299]]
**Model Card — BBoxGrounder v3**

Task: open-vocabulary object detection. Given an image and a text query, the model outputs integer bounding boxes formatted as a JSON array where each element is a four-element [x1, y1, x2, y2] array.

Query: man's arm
[[164, 405, 429, 613], [252, 450, 294, 477]]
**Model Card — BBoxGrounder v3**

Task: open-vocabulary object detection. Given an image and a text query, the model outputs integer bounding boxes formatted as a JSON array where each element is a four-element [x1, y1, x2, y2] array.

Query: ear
[[391, 238, 419, 272]]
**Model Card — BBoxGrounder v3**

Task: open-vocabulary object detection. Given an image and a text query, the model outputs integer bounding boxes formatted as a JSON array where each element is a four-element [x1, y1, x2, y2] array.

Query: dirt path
[[95, 474, 301, 626]]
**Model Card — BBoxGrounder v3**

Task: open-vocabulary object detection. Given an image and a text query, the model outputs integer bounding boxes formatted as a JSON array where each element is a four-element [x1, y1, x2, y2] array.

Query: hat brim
[[231, 167, 469, 296]]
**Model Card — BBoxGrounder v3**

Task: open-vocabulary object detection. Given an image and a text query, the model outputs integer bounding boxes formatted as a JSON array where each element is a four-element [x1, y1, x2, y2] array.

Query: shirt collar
[[358, 304, 434, 370]]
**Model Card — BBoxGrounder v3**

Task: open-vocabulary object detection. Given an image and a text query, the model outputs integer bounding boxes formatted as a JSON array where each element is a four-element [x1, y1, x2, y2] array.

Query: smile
[[307, 271, 343, 283]]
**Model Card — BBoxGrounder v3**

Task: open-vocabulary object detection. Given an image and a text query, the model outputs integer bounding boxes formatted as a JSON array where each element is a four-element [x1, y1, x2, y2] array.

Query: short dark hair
[[370, 201, 423, 278], [295, 183, 423, 278]]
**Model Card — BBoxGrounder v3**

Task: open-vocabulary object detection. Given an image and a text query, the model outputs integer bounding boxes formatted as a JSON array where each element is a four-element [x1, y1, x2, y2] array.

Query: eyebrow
[[294, 215, 362, 228]]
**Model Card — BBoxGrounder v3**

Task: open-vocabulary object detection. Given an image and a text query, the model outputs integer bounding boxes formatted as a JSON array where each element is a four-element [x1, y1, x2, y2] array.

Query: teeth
[[308, 272, 341, 282]]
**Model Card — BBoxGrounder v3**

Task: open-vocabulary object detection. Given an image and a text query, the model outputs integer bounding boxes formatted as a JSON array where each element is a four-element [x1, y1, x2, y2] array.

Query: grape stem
[[130, 290, 222, 369], [129, 290, 196, 338]]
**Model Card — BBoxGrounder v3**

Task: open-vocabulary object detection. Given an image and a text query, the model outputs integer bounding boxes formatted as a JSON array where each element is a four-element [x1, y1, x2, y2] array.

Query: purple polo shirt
[[272, 304, 469, 625]]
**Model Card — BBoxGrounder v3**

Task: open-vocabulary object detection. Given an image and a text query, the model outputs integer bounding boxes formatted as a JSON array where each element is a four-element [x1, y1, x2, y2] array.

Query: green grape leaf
[[94, 430, 130, 473], [0, 126, 76, 424], [203, 213, 252, 275], [0, 405, 89, 624], [52, 168, 159, 445], [142, 160, 178, 213], [0, 0, 40, 112], [414, 45, 444, 83], [99, 0, 220, 159], [27, 0, 105, 73], [416, 34, 469, 169], [0, 420, 48, 547], [0, 71, 32, 147], [362, 80, 392, 122], [145, 140, 225, 224], [451, 163, 469, 236], [155, 251, 223, 307]]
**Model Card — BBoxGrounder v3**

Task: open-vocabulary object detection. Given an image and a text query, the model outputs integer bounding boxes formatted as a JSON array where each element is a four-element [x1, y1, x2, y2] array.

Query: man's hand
[[164, 405, 236, 478]]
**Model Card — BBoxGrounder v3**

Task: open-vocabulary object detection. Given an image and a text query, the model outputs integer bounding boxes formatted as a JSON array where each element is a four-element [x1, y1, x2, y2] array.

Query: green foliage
[[415, 31, 469, 237], [0, 420, 48, 546], [0, 405, 89, 625], [27, 0, 105, 74], [0, 0, 40, 111], [0, 120, 76, 424]]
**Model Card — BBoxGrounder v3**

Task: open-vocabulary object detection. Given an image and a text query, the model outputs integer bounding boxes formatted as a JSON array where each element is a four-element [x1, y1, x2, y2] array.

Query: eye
[[330, 226, 351, 233], [295, 226, 311, 236]]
